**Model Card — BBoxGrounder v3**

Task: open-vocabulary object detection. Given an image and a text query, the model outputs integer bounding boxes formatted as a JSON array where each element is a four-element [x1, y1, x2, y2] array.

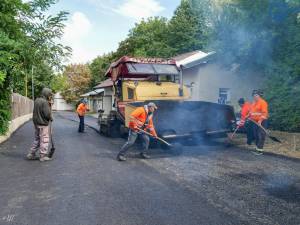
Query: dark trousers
[[253, 120, 268, 149], [118, 129, 150, 156], [78, 115, 84, 132], [245, 121, 255, 145]]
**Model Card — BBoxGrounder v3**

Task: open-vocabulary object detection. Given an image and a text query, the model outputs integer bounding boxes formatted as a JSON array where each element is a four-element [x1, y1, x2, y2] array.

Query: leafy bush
[[0, 80, 11, 135]]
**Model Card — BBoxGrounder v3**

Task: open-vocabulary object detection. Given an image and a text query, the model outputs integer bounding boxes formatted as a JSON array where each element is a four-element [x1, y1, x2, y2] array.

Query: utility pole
[[31, 66, 34, 100], [25, 73, 28, 97]]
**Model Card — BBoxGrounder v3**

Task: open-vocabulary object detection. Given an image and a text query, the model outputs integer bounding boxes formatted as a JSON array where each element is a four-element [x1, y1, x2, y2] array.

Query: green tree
[[0, 0, 70, 134], [50, 73, 68, 93], [0, 0, 26, 134], [60, 64, 92, 103], [115, 17, 173, 58], [89, 53, 114, 88], [167, 0, 210, 55], [209, 0, 300, 131]]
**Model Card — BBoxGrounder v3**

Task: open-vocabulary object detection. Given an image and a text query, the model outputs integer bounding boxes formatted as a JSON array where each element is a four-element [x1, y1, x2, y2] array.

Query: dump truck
[[98, 56, 236, 145]]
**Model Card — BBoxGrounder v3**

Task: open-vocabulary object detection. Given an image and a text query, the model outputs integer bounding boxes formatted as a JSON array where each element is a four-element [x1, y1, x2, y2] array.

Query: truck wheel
[[100, 124, 109, 136], [108, 122, 121, 138]]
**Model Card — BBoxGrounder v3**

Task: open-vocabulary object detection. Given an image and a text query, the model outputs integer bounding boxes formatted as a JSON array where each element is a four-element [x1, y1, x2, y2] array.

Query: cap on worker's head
[[238, 98, 245, 105], [81, 98, 88, 104], [252, 89, 263, 97], [148, 102, 158, 110]]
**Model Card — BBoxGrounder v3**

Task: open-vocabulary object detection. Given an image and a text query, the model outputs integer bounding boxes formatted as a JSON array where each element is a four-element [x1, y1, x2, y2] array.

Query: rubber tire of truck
[[99, 123, 109, 136], [107, 121, 121, 138]]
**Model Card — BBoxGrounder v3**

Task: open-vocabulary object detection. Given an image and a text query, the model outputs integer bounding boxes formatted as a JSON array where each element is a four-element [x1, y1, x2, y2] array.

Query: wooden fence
[[11, 93, 33, 120]]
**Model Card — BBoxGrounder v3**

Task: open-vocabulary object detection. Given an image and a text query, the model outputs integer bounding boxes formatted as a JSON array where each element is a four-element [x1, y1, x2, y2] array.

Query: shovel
[[48, 122, 56, 158], [136, 127, 173, 147], [229, 126, 240, 140], [248, 119, 281, 143]]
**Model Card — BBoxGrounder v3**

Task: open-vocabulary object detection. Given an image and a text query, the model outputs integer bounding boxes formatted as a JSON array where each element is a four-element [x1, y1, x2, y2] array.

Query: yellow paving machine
[[99, 56, 236, 145]]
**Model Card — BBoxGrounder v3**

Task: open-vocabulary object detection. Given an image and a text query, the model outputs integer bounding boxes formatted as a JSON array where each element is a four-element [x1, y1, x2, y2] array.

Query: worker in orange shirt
[[237, 98, 254, 145], [77, 99, 89, 133], [117, 102, 158, 161], [249, 90, 269, 152]]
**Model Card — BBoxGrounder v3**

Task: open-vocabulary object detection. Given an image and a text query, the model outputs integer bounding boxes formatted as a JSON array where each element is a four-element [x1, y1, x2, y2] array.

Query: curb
[[0, 114, 32, 145]]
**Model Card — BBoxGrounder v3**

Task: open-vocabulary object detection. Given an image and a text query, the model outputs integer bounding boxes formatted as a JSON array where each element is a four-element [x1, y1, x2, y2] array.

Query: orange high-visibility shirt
[[129, 106, 157, 137], [240, 102, 251, 122], [250, 98, 269, 122], [77, 103, 88, 116]]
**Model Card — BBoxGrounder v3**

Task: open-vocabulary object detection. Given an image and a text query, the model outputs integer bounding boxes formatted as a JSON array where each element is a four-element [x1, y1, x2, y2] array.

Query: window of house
[[127, 88, 134, 99], [218, 88, 230, 104]]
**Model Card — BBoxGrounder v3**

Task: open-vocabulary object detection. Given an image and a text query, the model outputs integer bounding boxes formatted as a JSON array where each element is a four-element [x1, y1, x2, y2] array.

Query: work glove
[[236, 120, 244, 128]]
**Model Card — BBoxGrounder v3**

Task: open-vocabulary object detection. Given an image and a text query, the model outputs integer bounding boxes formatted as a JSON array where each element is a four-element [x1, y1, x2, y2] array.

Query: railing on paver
[[11, 93, 33, 120]]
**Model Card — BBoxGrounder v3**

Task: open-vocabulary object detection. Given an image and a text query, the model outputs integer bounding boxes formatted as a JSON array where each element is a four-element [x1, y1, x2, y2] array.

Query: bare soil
[[229, 130, 300, 159]]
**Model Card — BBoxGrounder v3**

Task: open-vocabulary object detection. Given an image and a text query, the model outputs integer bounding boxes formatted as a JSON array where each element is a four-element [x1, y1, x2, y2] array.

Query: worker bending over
[[117, 102, 158, 161], [237, 98, 253, 145]]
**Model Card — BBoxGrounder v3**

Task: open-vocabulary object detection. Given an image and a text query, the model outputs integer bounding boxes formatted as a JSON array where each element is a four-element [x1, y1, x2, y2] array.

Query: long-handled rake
[[136, 127, 173, 147], [249, 119, 281, 143]]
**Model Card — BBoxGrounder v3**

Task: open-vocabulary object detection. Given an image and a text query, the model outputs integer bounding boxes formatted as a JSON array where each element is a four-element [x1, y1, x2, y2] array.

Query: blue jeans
[[118, 129, 150, 156]]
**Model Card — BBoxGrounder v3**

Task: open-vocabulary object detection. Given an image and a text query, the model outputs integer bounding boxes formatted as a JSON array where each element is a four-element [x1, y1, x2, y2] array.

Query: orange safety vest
[[77, 103, 88, 116], [129, 106, 157, 137], [240, 102, 251, 122], [250, 98, 269, 122]]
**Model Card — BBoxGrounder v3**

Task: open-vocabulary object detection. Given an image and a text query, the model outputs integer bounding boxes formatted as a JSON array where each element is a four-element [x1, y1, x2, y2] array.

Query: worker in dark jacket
[[27, 88, 53, 162]]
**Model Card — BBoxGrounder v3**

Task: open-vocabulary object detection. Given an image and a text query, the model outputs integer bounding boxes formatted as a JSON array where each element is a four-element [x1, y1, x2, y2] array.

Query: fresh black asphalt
[[0, 113, 299, 225]]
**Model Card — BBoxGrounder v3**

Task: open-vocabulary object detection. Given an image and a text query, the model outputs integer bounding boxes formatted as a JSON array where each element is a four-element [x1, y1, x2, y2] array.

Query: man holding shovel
[[249, 90, 269, 152], [27, 88, 53, 162], [117, 102, 158, 161]]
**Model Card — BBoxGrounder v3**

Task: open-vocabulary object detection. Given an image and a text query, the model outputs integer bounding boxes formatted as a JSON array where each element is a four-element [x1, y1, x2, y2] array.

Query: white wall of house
[[87, 87, 114, 115], [53, 92, 73, 111], [182, 63, 261, 111]]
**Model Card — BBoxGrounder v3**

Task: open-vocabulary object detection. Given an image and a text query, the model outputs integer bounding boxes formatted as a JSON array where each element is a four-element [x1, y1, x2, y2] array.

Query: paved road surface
[[0, 113, 299, 225]]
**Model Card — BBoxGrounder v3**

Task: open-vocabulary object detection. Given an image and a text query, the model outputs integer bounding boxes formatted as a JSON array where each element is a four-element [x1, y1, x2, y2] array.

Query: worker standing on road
[[249, 90, 269, 152], [77, 99, 89, 133], [27, 88, 53, 162], [237, 98, 254, 145], [117, 102, 158, 161]]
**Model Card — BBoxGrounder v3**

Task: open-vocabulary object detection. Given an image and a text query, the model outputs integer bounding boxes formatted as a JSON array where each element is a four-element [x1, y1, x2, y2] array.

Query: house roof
[[173, 50, 216, 69], [80, 88, 104, 97], [93, 79, 113, 89], [172, 51, 200, 61]]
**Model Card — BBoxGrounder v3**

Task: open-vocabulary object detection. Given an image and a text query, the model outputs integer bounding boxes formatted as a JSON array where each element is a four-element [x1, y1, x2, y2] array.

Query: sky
[[48, 0, 181, 64]]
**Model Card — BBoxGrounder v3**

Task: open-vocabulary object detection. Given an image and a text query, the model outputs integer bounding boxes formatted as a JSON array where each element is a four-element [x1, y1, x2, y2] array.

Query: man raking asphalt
[[117, 102, 159, 161]]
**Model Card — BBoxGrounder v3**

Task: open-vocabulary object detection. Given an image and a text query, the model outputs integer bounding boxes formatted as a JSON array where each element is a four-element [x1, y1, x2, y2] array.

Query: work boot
[[39, 156, 53, 162], [117, 154, 127, 161], [140, 152, 150, 159], [26, 153, 39, 160], [255, 147, 264, 152]]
